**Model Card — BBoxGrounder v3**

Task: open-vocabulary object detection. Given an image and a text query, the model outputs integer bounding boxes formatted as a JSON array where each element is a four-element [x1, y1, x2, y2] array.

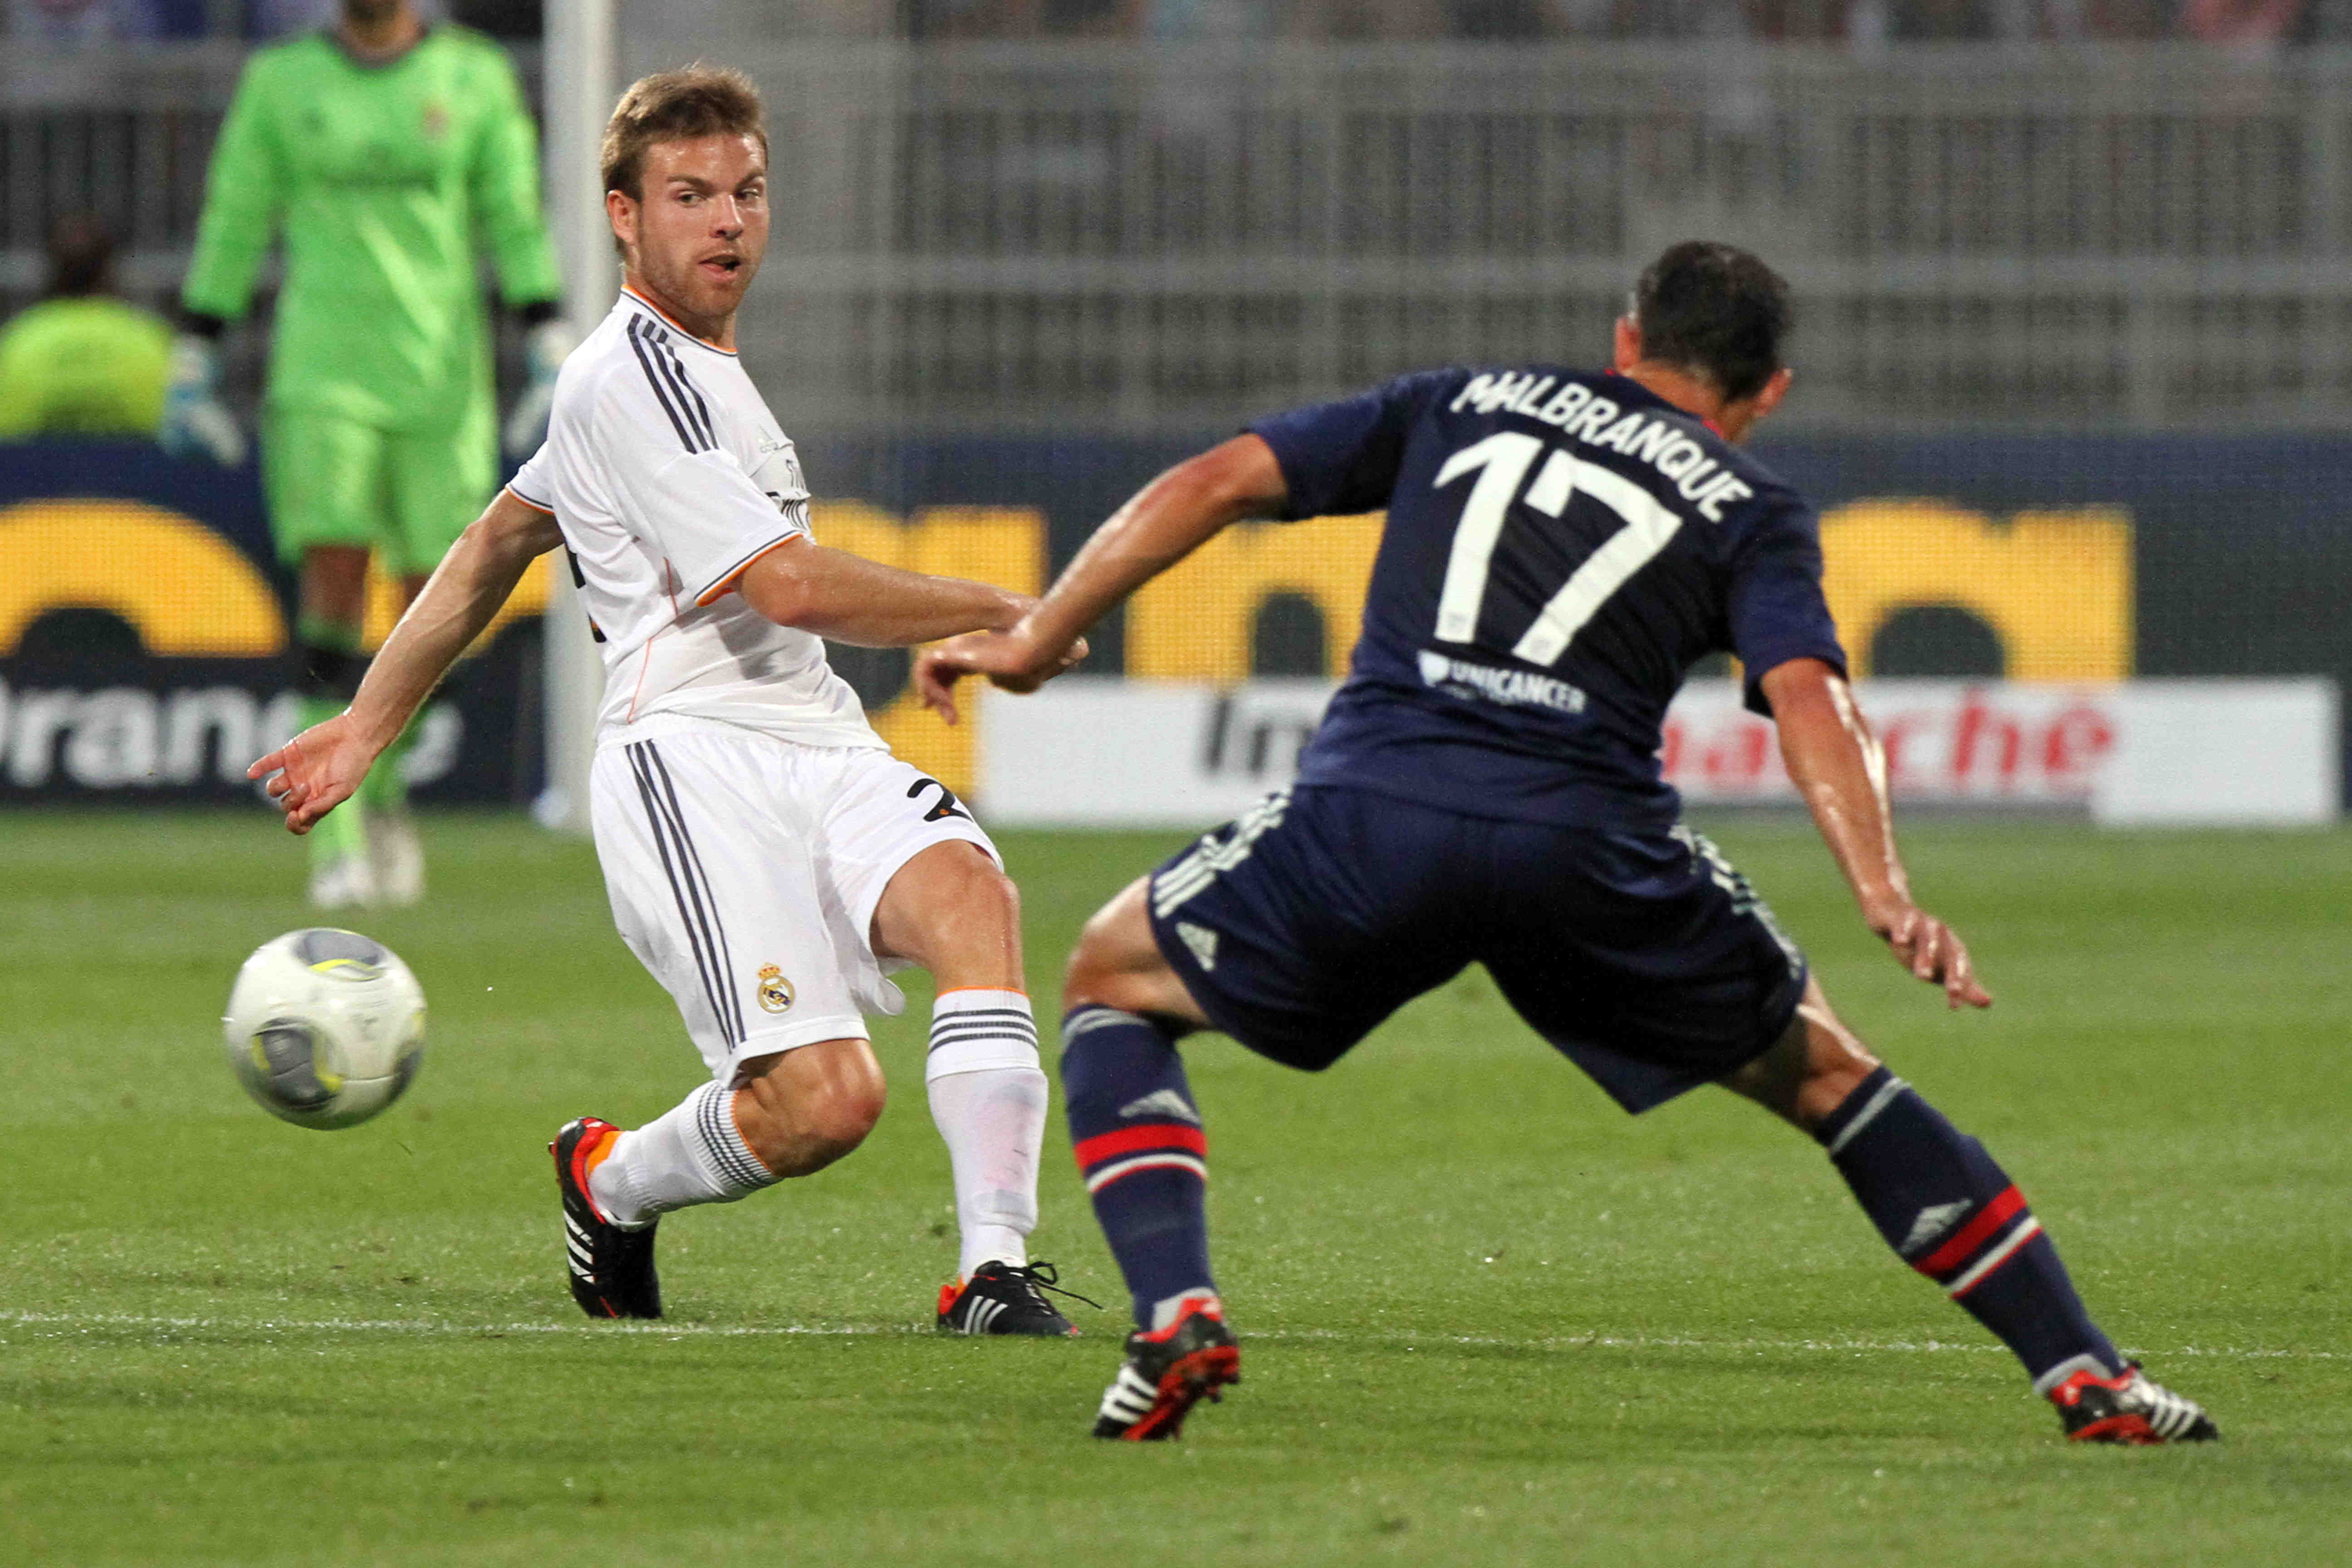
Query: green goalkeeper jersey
[[182, 24, 560, 432]]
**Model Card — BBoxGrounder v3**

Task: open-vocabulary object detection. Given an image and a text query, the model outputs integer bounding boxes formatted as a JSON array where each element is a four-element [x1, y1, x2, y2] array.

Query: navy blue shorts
[[1144, 785, 1808, 1113]]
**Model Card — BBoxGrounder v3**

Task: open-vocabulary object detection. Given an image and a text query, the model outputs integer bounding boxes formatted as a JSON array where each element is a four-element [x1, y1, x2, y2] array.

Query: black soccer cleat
[[551, 1117, 661, 1320], [2048, 1362, 2217, 1445], [936, 1259, 1089, 1337], [1092, 1298, 1240, 1441]]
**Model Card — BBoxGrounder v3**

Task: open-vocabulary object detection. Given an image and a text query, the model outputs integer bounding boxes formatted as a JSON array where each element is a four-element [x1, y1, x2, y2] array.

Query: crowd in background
[[0, 0, 2334, 44]]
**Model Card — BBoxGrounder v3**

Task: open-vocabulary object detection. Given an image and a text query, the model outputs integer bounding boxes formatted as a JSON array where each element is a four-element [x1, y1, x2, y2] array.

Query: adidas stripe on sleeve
[[595, 319, 808, 608], [508, 290, 881, 751]]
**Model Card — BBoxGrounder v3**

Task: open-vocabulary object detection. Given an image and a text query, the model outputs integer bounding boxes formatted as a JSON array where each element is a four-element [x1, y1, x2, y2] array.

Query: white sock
[[1149, 1290, 1223, 1332], [926, 989, 1047, 1279], [589, 1081, 776, 1228]]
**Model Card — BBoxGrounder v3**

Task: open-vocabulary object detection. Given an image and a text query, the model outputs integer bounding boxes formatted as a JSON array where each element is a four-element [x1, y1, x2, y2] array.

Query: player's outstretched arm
[[915, 434, 1289, 722], [1762, 657, 1993, 1010], [248, 490, 560, 834], [736, 536, 1051, 649]]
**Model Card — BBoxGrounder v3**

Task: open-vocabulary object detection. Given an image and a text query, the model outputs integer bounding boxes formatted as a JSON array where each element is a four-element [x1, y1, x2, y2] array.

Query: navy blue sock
[[1060, 1005, 1215, 1328], [1817, 1066, 2122, 1391]]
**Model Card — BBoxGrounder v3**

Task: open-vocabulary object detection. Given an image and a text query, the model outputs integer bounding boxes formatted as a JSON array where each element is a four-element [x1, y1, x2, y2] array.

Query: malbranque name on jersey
[[1448, 370, 1758, 521]]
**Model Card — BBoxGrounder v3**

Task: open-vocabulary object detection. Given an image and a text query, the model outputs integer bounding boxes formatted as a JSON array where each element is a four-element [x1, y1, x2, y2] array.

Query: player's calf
[[1058, 878, 1237, 1428], [579, 1077, 789, 1230], [1731, 1001, 2216, 1437], [556, 1042, 879, 1317], [872, 842, 1061, 1310], [1062, 1004, 1218, 1331]]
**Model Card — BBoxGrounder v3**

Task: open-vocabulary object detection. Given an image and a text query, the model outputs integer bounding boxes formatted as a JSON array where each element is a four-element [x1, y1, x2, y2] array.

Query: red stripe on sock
[[1073, 1123, 1207, 1170], [1915, 1185, 2028, 1278]]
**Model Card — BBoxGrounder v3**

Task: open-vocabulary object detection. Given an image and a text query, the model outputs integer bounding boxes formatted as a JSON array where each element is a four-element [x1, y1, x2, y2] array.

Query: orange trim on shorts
[[935, 985, 1029, 999]]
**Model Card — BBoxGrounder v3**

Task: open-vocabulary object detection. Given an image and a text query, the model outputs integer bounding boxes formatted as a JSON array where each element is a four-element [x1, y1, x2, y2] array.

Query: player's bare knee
[[1061, 934, 1114, 1009], [1063, 880, 1152, 1010], [792, 1075, 886, 1168], [873, 842, 1020, 981], [1724, 986, 1881, 1132], [957, 853, 1021, 935], [734, 1040, 887, 1175]]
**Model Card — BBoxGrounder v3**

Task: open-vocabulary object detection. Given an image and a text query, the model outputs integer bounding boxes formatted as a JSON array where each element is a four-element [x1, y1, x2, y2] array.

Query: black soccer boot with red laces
[[936, 1260, 1088, 1336], [552, 1117, 661, 1320], [2048, 1362, 2217, 1444], [1091, 1297, 1240, 1441]]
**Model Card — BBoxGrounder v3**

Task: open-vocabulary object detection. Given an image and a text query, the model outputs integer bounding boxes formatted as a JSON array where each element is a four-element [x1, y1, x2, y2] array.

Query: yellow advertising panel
[[0, 495, 554, 661], [1819, 501, 2134, 680], [1127, 513, 1385, 682], [812, 501, 1046, 798], [0, 499, 284, 656]]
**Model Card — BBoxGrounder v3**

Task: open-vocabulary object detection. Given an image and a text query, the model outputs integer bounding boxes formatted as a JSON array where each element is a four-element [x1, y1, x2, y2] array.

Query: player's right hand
[[914, 630, 1089, 725], [158, 335, 247, 466], [1864, 897, 1993, 1010], [248, 713, 377, 836]]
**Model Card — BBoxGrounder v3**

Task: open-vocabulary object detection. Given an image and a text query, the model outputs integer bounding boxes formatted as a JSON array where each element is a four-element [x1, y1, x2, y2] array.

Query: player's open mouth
[[698, 255, 742, 278]]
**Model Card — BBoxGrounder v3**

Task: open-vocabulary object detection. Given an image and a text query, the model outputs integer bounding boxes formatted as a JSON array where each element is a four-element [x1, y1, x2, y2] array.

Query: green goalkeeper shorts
[[263, 398, 496, 578]]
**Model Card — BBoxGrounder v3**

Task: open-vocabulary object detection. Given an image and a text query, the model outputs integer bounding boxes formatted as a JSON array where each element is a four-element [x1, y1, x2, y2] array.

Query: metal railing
[[7, 40, 2352, 431]]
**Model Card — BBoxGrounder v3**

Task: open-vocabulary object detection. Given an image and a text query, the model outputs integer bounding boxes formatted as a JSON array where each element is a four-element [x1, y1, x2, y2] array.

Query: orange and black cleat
[[2049, 1362, 2216, 1444], [1092, 1297, 1240, 1441], [551, 1117, 661, 1320]]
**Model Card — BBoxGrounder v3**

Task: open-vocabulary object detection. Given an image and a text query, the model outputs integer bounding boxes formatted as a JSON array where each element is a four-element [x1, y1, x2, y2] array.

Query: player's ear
[[606, 188, 637, 259], [1612, 315, 1642, 372], [1749, 366, 1794, 422]]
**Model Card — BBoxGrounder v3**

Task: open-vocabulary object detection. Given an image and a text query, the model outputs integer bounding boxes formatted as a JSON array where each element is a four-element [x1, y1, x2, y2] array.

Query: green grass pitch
[[3, 809, 2347, 1565]]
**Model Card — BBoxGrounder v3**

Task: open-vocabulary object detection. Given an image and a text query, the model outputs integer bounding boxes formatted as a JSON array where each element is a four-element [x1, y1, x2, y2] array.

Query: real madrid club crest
[[756, 964, 794, 1015]]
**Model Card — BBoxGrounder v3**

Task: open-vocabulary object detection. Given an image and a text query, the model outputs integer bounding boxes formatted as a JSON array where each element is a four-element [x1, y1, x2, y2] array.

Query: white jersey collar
[[617, 287, 739, 358]]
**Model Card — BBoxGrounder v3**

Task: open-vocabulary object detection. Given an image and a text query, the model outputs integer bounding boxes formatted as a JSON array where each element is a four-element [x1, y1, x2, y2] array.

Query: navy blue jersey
[[1248, 366, 1847, 830]]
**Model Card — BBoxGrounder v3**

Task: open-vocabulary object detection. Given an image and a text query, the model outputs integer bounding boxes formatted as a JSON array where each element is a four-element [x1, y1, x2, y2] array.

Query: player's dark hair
[[600, 65, 768, 202], [45, 212, 115, 299], [1629, 241, 1791, 403]]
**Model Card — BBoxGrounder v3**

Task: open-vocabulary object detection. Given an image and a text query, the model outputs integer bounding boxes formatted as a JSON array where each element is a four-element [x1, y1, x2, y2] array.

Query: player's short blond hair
[[600, 66, 768, 202]]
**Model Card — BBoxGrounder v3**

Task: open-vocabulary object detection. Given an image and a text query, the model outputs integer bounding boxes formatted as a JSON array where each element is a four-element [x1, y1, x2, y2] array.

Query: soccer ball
[[222, 929, 427, 1130]]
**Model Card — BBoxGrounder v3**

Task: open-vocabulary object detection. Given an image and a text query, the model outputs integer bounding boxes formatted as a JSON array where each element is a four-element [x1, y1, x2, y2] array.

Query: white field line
[[0, 1310, 2337, 1362]]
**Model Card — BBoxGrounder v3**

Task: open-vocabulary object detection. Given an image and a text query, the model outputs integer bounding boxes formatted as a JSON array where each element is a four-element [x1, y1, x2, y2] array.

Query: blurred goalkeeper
[[172, 0, 567, 907]]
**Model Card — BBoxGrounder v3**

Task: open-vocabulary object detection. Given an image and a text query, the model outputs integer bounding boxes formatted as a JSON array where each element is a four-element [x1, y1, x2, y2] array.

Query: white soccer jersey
[[508, 288, 882, 750]]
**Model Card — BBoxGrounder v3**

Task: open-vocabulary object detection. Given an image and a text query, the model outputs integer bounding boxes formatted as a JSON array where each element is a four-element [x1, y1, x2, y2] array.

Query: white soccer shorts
[[589, 721, 1000, 1082]]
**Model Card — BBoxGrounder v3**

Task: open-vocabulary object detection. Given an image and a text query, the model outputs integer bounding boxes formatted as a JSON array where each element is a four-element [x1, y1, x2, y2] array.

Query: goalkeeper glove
[[502, 316, 579, 458], [159, 334, 247, 466]]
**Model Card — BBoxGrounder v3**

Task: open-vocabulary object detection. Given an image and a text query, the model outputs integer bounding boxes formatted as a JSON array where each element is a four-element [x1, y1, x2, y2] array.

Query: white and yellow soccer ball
[[222, 929, 427, 1130]]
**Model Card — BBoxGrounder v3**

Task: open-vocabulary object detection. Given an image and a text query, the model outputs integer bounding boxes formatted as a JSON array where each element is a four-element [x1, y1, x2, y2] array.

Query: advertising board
[[979, 677, 2340, 829]]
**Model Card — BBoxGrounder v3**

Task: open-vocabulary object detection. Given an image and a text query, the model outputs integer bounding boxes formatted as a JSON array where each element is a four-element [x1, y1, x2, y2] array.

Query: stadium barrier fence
[[11, 43, 2352, 434]]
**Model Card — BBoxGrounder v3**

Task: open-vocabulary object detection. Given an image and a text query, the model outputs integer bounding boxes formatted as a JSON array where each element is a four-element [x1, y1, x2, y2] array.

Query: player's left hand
[[247, 713, 379, 835], [914, 629, 1089, 724], [1866, 897, 1993, 1010]]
